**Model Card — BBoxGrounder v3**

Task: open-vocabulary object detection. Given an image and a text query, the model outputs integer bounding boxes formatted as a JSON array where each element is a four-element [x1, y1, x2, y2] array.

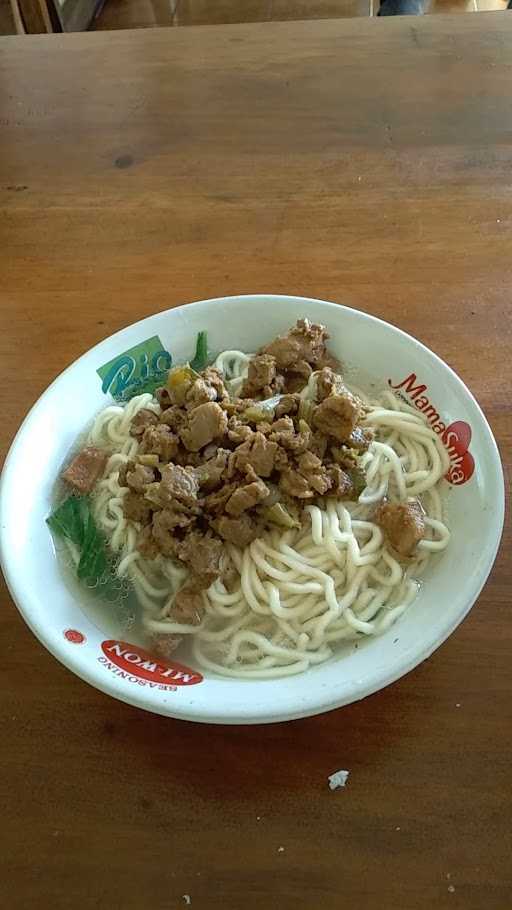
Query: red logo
[[64, 629, 86, 644], [100, 640, 203, 686], [388, 373, 475, 485], [442, 421, 475, 485]]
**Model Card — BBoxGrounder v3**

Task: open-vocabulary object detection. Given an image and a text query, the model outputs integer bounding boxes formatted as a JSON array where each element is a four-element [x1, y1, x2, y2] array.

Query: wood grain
[[0, 17, 510, 910]]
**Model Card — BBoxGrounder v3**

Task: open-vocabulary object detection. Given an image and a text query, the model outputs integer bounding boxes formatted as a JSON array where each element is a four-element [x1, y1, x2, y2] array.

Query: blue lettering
[[139, 352, 149, 382], [101, 355, 136, 397], [151, 350, 172, 373]]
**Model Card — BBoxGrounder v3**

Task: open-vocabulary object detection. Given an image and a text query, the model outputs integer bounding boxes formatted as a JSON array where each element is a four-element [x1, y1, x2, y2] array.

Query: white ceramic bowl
[[0, 296, 504, 723]]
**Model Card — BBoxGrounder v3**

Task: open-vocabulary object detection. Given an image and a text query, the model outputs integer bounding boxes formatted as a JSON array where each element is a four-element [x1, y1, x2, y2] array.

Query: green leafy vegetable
[[349, 467, 367, 498], [298, 398, 314, 424], [243, 395, 283, 423], [47, 495, 89, 547], [47, 495, 120, 596], [263, 503, 301, 530], [189, 331, 209, 372]]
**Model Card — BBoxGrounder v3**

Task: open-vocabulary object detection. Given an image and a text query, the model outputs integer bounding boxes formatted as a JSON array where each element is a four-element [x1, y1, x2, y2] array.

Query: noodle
[[88, 356, 450, 679]]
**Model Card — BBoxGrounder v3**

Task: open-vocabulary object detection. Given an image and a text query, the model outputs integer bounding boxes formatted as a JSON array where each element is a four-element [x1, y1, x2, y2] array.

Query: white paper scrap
[[328, 770, 349, 790]]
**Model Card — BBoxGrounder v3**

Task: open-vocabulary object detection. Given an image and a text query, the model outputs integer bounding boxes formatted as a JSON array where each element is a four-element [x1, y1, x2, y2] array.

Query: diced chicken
[[140, 424, 179, 462], [129, 408, 159, 438], [185, 378, 217, 409], [136, 525, 160, 559], [227, 418, 254, 445], [122, 462, 156, 493], [201, 366, 228, 401], [155, 387, 172, 410], [225, 479, 270, 517], [62, 446, 107, 494], [203, 482, 239, 515], [193, 450, 229, 492], [310, 432, 328, 460], [274, 394, 300, 419], [241, 354, 278, 398], [270, 416, 311, 454], [213, 514, 262, 547], [328, 465, 354, 498], [159, 405, 186, 432], [171, 587, 205, 626], [123, 491, 153, 524], [312, 389, 362, 442], [152, 633, 183, 658], [260, 318, 330, 370], [234, 432, 278, 478], [296, 452, 332, 495], [316, 367, 345, 402], [375, 499, 425, 557], [270, 416, 294, 436], [159, 464, 199, 506], [282, 368, 312, 394], [279, 468, 316, 499], [151, 510, 187, 556], [180, 402, 228, 452], [118, 460, 134, 488], [175, 532, 223, 588]]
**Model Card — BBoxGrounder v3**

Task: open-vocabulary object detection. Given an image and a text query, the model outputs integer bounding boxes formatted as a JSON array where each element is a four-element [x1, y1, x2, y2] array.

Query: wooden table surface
[[1, 15, 511, 910]]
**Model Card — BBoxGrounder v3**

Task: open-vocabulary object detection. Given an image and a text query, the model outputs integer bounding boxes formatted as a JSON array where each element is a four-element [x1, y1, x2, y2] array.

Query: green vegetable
[[47, 495, 89, 547], [298, 398, 314, 424], [47, 495, 120, 596], [243, 395, 283, 423], [189, 331, 209, 372], [349, 468, 367, 498], [243, 406, 271, 423], [264, 503, 301, 529]]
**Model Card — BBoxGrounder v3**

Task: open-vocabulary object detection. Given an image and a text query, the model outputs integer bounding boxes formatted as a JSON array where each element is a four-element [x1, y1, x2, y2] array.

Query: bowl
[[0, 295, 504, 724]]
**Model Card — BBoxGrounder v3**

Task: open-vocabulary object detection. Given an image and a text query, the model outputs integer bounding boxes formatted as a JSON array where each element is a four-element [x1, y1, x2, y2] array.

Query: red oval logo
[[64, 629, 86, 644], [442, 421, 472, 457], [100, 640, 203, 686], [442, 421, 475, 484], [446, 450, 475, 486]]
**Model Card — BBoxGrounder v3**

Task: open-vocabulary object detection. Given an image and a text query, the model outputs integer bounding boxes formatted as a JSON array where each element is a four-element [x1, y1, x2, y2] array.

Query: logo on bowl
[[98, 640, 203, 688], [64, 628, 86, 644], [388, 373, 475, 485], [97, 336, 172, 403]]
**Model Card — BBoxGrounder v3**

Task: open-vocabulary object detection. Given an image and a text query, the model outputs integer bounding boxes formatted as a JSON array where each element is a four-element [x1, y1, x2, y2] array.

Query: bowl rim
[[0, 294, 506, 723]]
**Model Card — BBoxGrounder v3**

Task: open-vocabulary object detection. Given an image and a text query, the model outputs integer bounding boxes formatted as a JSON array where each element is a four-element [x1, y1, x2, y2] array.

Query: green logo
[[97, 336, 172, 402]]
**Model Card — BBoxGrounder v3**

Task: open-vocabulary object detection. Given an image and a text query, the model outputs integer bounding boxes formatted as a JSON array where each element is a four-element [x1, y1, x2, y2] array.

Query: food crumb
[[328, 769, 349, 790], [448, 885, 455, 893], [183, 896, 191, 906], [455, 703, 461, 708], [277, 846, 285, 853], [256, 816, 261, 821], [395, 826, 401, 831]]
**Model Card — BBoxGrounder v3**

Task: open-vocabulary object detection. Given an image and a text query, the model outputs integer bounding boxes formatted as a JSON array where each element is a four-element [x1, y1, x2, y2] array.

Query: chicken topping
[[375, 499, 425, 557]]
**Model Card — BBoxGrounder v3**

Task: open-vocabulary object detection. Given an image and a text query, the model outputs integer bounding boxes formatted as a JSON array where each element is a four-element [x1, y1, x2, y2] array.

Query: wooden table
[[1, 15, 511, 910]]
